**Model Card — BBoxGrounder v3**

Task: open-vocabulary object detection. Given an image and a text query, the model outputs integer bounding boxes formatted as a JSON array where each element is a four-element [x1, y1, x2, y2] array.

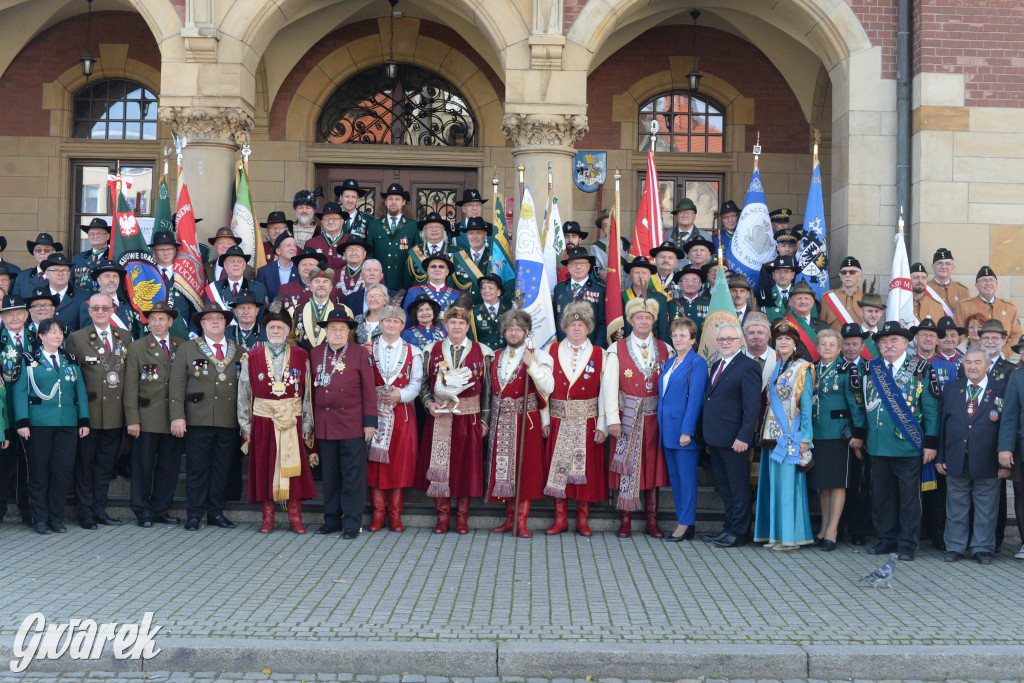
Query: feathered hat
[[444, 293, 474, 324], [262, 298, 293, 329]]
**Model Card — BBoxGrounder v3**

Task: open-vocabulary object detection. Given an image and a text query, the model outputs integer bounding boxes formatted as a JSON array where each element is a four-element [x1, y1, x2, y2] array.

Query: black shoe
[[96, 513, 123, 526], [208, 515, 236, 529], [851, 536, 866, 546], [80, 519, 98, 530], [50, 523, 67, 533], [867, 542, 898, 555], [702, 531, 729, 544], [342, 530, 359, 540], [812, 536, 825, 547], [821, 539, 836, 552], [711, 533, 745, 548], [35, 523, 52, 535], [153, 512, 180, 525], [932, 540, 946, 551], [944, 551, 963, 562], [138, 518, 153, 528], [898, 549, 915, 561], [664, 533, 687, 542], [974, 552, 993, 565], [184, 518, 201, 531], [316, 523, 342, 535]]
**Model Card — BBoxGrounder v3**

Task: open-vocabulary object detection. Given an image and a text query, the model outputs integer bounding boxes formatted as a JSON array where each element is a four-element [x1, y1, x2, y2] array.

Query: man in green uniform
[[759, 254, 798, 324], [366, 183, 419, 291], [334, 179, 372, 239], [471, 274, 509, 350]]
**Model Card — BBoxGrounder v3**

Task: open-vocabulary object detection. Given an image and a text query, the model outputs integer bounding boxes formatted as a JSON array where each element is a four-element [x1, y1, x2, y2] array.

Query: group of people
[[0, 180, 1023, 566]]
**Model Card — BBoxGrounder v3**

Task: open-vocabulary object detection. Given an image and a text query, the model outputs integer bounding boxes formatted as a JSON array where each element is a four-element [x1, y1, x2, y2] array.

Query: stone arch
[[122, 0, 184, 45], [280, 18, 503, 147]]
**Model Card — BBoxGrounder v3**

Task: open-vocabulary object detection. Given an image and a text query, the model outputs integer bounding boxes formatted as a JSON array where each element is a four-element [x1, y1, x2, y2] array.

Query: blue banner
[[797, 160, 829, 297], [727, 168, 776, 287]]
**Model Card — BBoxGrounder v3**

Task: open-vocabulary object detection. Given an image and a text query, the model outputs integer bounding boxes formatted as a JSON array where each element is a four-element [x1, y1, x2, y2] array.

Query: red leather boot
[[576, 501, 593, 536], [616, 511, 632, 538], [546, 498, 569, 535], [258, 501, 275, 533], [455, 497, 471, 534], [287, 499, 306, 534], [515, 500, 532, 538], [492, 501, 515, 533], [387, 489, 405, 532], [367, 488, 386, 532], [644, 488, 664, 538], [433, 497, 451, 533]]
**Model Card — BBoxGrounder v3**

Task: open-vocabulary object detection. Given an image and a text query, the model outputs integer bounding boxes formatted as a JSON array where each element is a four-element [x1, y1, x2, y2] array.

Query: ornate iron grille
[[357, 189, 376, 216], [416, 188, 457, 220], [318, 65, 477, 146]]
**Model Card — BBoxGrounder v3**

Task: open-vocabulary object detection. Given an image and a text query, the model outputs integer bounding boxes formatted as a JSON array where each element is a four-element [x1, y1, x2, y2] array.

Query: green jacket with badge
[[168, 337, 244, 428], [813, 358, 866, 441], [366, 215, 419, 292], [851, 354, 939, 458], [66, 326, 131, 430], [124, 334, 184, 433], [13, 349, 90, 429], [471, 301, 509, 350]]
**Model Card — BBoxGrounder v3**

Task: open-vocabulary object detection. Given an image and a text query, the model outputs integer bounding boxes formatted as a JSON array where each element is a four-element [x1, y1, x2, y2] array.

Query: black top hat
[[342, 235, 371, 253], [81, 217, 111, 234], [872, 320, 913, 342], [624, 255, 657, 274], [418, 212, 451, 232], [146, 300, 179, 320], [27, 233, 63, 254], [719, 200, 741, 216], [1, 293, 27, 312], [933, 248, 954, 263], [673, 265, 707, 284], [976, 265, 997, 280], [408, 292, 442, 318], [41, 253, 72, 270], [910, 262, 927, 274], [649, 241, 686, 260], [293, 189, 317, 209], [421, 253, 454, 273], [207, 227, 242, 246], [381, 183, 410, 201], [936, 315, 965, 339], [217, 245, 251, 267], [229, 290, 262, 308], [774, 229, 800, 244], [273, 230, 295, 250], [769, 208, 792, 222], [462, 216, 492, 235], [25, 288, 59, 307], [840, 256, 862, 270], [294, 247, 328, 269], [260, 210, 294, 229], [561, 246, 595, 267], [767, 254, 798, 271], [334, 179, 368, 199], [910, 318, 939, 336], [89, 264, 127, 281], [841, 322, 868, 339], [477, 273, 505, 295], [317, 307, 357, 329], [316, 202, 350, 221], [192, 301, 235, 328], [562, 221, 589, 239], [682, 237, 714, 254], [456, 188, 487, 206], [150, 231, 181, 249]]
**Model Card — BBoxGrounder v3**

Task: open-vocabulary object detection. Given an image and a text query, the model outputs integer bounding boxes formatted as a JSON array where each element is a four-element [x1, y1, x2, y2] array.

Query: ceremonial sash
[[109, 310, 128, 331], [868, 358, 924, 452], [924, 285, 955, 317], [784, 313, 820, 362], [204, 283, 238, 326], [822, 291, 855, 326], [861, 338, 878, 360], [766, 364, 808, 465]]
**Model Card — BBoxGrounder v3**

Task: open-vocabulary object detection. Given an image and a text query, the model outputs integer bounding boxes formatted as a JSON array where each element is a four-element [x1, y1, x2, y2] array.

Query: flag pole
[[516, 164, 525, 238], [512, 332, 532, 539], [614, 169, 621, 271], [491, 171, 500, 219]]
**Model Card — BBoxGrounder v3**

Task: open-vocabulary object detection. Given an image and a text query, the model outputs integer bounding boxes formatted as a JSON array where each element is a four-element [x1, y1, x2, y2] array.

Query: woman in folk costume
[[366, 296, 423, 532], [542, 300, 618, 536], [416, 295, 492, 534], [487, 307, 554, 537], [753, 320, 816, 550], [606, 297, 672, 538], [237, 303, 317, 534]]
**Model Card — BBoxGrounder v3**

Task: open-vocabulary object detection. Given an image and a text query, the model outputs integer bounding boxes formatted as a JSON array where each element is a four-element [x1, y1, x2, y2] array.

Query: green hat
[[790, 280, 816, 299], [727, 274, 751, 291], [671, 198, 697, 215], [857, 292, 887, 310], [980, 318, 1007, 337]]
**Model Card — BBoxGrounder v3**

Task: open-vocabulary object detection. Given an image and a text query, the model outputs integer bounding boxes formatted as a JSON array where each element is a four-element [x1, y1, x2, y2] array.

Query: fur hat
[[444, 294, 474, 325], [560, 300, 595, 334], [625, 297, 659, 323], [309, 266, 335, 282], [499, 308, 533, 336], [378, 293, 407, 326]]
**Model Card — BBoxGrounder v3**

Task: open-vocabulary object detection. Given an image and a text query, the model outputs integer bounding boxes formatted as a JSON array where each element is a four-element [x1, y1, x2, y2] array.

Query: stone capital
[[157, 106, 254, 146], [501, 113, 588, 148]]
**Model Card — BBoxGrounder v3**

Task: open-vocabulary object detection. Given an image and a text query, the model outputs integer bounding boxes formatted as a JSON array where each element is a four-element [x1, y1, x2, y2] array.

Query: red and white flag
[[173, 182, 206, 311], [887, 226, 916, 328], [629, 151, 664, 263]]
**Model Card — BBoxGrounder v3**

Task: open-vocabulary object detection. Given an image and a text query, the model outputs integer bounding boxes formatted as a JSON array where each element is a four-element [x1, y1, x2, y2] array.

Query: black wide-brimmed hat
[[418, 212, 451, 232], [81, 217, 111, 235], [41, 253, 72, 270], [562, 221, 589, 239], [89, 263, 127, 281], [316, 202, 350, 221], [408, 292, 442, 318], [229, 290, 262, 309], [342, 235, 371, 253], [936, 315, 965, 339], [841, 322, 868, 339], [456, 188, 487, 206], [334, 179, 368, 199], [25, 288, 59, 307], [27, 232, 63, 254], [217, 245, 251, 267], [909, 318, 939, 336], [1, 293, 27, 312], [381, 183, 410, 201], [766, 254, 798, 272], [0, 235, 6, 251], [316, 307, 357, 330], [719, 200, 741, 216], [478, 273, 505, 295], [1013, 334, 1024, 354], [146, 300, 179, 320], [0, 262, 14, 278], [872, 320, 914, 342], [294, 247, 328, 269], [649, 241, 686, 260], [462, 216, 492, 235], [682, 237, 714, 255], [623, 255, 657, 274], [561, 245, 595, 267], [260, 210, 294, 229], [422, 253, 454, 273], [150, 231, 181, 249], [192, 301, 234, 327], [673, 265, 706, 284]]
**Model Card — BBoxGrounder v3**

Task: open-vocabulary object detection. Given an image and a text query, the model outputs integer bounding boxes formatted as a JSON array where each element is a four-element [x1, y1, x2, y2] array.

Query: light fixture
[[687, 9, 703, 93], [80, 0, 97, 80], [385, 0, 399, 81]]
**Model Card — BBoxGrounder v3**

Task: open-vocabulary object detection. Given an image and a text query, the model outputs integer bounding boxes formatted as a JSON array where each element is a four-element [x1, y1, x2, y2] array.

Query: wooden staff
[[511, 333, 533, 538]]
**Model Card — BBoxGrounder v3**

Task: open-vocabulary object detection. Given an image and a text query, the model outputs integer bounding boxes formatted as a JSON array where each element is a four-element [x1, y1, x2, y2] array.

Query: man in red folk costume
[[366, 296, 423, 532], [237, 304, 316, 534], [417, 295, 492, 534], [487, 308, 554, 537], [542, 300, 618, 536], [607, 297, 671, 537]]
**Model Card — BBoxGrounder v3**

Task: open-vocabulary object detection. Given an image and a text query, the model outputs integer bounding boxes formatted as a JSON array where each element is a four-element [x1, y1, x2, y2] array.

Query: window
[[318, 65, 477, 146], [640, 173, 722, 234], [73, 79, 158, 140], [71, 161, 155, 250], [638, 93, 724, 153]]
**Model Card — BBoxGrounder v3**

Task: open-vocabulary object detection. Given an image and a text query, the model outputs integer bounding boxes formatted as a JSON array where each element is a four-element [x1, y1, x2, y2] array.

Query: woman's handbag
[[798, 448, 814, 472]]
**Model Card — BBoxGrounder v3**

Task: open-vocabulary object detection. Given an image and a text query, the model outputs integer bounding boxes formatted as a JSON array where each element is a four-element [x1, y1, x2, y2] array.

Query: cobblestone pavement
[[3, 524, 1024, 646], [2, 676, 1024, 683]]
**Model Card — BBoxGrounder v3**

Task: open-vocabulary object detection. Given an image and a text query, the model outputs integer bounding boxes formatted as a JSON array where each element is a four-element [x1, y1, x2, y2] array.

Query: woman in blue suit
[[658, 317, 708, 541]]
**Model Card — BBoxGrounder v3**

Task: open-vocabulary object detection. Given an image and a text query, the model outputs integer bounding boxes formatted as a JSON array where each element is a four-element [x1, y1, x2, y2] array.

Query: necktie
[[390, 218, 397, 232], [489, 306, 496, 316], [887, 362, 894, 377], [572, 282, 582, 296], [101, 331, 112, 354], [967, 383, 981, 414], [160, 339, 170, 358], [712, 361, 725, 387], [14, 334, 22, 353], [454, 345, 463, 367], [781, 291, 789, 307], [231, 282, 239, 296], [163, 268, 172, 285], [214, 342, 224, 361], [50, 354, 58, 370]]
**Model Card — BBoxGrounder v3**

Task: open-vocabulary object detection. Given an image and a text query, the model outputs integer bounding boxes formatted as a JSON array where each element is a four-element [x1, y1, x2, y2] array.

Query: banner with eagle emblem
[[796, 144, 829, 297], [107, 175, 167, 321]]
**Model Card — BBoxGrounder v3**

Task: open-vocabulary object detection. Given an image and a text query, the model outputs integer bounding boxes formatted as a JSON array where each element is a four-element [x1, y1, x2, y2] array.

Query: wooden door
[[315, 166, 479, 221]]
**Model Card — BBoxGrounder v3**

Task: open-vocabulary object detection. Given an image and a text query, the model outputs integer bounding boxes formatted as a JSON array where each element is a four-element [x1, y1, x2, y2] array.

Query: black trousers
[[871, 455, 923, 552], [994, 480, 1023, 550], [25, 426, 77, 526], [185, 426, 238, 521], [74, 427, 123, 522], [839, 448, 873, 538], [130, 431, 182, 518], [320, 437, 367, 533], [0, 431, 33, 523], [708, 445, 751, 536], [921, 470, 947, 547]]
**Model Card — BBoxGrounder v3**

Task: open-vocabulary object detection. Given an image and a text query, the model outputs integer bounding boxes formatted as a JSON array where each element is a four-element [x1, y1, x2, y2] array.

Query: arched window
[[73, 79, 158, 140], [318, 65, 476, 146], [638, 92, 724, 153]]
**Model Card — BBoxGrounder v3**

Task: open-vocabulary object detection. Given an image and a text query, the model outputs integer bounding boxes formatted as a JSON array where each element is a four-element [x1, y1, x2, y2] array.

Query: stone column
[[157, 106, 253, 242], [502, 113, 588, 218]]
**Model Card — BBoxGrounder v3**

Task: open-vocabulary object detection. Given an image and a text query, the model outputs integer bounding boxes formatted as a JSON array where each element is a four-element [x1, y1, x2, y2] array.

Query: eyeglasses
[[839, 269, 860, 276], [716, 336, 740, 343], [46, 268, 70, 275], [88, 306, 113, 312], [29, 304, 53, 311]]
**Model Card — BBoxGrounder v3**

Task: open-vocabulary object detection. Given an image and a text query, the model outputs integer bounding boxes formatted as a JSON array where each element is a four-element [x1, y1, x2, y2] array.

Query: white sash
[[823, 291, 855, 324], [924, 285, 955, 317]]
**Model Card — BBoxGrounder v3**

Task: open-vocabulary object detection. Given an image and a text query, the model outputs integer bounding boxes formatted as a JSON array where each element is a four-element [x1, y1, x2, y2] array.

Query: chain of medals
[[316, 343, 348, 387], [335, 266, 364, 296], [626, 335, 659, 392], [265, 345, 292, 397], [196, 338, 234, 381], [373, 337, 405, 388], [96, 332, 126, 388]]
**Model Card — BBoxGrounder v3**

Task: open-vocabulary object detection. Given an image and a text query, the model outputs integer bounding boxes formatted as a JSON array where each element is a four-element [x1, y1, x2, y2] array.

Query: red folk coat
[[607, 337, 671, 491], [303, 233, 347, 271], [487, 351, 546, 502], [544, 342, 608, 503], [367, 342, 418, 489], [415, 341, 486, 498], [245, 346, 317, 503], [310, 342, 379, 440]]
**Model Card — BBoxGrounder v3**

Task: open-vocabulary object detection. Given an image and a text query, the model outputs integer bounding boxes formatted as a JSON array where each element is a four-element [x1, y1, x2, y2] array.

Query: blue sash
[[767, 365, 804, 465], [868, 358, 923, 452]]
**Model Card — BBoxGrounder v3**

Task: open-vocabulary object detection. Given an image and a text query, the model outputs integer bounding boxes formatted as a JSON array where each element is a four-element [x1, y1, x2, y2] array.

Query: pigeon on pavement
[[858, 552, 898, 589]]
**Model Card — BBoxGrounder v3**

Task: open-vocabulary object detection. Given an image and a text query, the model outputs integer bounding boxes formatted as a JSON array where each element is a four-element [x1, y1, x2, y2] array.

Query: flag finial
[[753, 131, 762, 170], [650, 119, 659, 150], [898, 206, 905, 234]]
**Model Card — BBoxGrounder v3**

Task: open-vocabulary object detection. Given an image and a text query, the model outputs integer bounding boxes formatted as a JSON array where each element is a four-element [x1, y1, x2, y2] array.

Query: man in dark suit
[[997, 338, 1024, 561], [938, 348, 1008, 564], [552, 246, 606, 347], [255, 231, 299, 301], [701, 322, 763, 548], [40, 253, 89, 333], [208, 246, 268, 313]]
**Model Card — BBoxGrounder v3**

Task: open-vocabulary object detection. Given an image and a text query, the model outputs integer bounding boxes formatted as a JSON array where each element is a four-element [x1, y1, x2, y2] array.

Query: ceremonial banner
[[543, 196, 567, 290], [727, 168, 776, 287], [887, 229, 916, 327], [173, 182, 206, 310], [573, 151, 606, 193], [108, 176, 166, 319], [605, 214, 625, 344], [697, 264, 741, 361], [514, 186, 557, 349], [490, 194, 516, 284], [152, 177, 174, 235], [629, 151, 664, 262], [797, 158, 829, 297], [230, 164, 264, 270]]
